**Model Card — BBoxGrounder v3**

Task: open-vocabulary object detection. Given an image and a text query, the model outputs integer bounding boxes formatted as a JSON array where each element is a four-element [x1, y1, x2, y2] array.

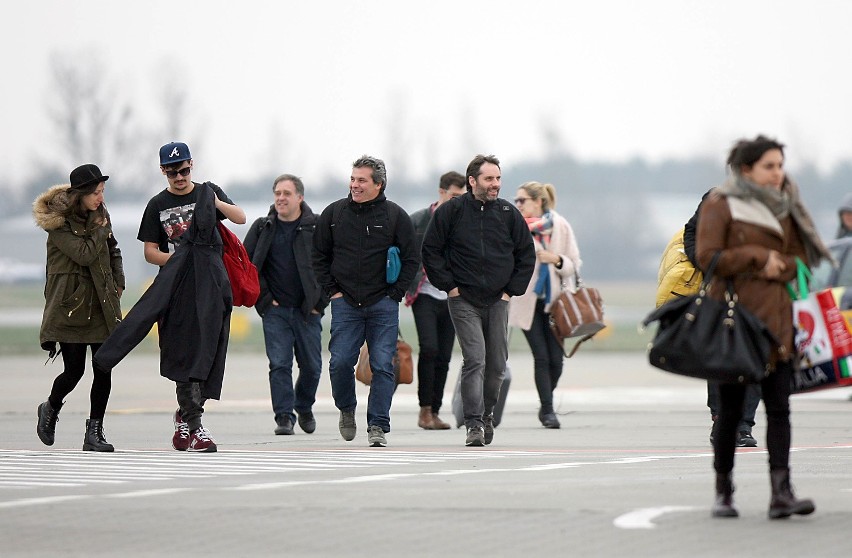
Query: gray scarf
[[716, 174, 834, 267]]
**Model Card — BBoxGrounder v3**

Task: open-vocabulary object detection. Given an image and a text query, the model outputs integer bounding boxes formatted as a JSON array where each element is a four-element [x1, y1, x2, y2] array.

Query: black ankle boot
[[712, 472, 738, 517], [37, 400, 60, 446], [769, 468, 815, 519], [83, 418, 115, 452], [538, 406, 560, 429]]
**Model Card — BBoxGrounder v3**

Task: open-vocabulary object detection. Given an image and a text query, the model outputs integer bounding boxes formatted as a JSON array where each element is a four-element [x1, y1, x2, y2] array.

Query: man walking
[[135, 141, 245, 452], [405, 171, 466, 430], [422, 154, 534, 446], [244, 174, 327, 436], [313, 155, 418, 447]]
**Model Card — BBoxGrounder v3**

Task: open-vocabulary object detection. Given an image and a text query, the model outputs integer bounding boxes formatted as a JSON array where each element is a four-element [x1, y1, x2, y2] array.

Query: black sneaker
[[297, 411, 316, 434], [483, 415, 495, 445], [465, 426, 485, 447], [274, 417, 294, 435], [737, 431, 757, 447]]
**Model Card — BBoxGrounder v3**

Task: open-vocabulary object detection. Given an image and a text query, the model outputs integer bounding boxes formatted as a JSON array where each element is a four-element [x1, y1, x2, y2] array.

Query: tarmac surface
[[2, 350, 852, 557]]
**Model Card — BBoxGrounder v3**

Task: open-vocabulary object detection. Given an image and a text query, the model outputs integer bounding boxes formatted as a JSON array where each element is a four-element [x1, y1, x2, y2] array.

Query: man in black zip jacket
[[244, 174, 328, 437], [422, 154, 535, 446], [313, 155, 418, 447]]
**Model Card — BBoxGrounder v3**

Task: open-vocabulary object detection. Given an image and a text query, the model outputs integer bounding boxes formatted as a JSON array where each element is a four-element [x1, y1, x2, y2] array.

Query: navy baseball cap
[[159, 142, 192, 166]]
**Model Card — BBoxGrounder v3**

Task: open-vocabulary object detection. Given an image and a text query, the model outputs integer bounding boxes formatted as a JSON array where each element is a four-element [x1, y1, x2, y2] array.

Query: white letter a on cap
[[170, 147, 180, 157]]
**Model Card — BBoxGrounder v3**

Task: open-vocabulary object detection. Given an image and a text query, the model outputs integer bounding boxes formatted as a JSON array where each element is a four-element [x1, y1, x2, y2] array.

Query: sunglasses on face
[[165, 167, 191, 179], [514, 197, 531, 205]]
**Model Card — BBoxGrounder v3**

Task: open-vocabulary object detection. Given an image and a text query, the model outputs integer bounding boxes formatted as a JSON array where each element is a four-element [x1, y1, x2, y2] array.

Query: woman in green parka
[[33, 164, 124, 452]]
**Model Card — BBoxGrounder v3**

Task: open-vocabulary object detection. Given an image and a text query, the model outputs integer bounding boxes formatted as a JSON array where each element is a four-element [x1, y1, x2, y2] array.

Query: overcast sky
[[3, 0, 852, 188]]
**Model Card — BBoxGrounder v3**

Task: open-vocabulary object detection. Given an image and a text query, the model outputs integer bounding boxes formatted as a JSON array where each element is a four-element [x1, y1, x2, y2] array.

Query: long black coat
[[94, 183, 232, 399]]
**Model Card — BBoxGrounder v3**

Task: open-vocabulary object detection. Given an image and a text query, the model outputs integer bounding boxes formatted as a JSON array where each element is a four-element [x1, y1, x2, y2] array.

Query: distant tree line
[[4, 49, 848, 282]]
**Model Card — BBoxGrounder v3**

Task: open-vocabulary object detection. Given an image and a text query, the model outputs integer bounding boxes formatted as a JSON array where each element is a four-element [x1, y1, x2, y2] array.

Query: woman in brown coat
[[696, 136, 832, 519], [33, 164, 124, 452]]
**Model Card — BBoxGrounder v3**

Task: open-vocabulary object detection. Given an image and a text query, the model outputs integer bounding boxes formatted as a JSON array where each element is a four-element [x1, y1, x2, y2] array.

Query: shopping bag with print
[[789, 259, 852, 392]]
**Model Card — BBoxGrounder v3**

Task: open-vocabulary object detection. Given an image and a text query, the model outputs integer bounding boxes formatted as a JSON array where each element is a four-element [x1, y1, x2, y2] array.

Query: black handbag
[[641, 254, 779, 384]]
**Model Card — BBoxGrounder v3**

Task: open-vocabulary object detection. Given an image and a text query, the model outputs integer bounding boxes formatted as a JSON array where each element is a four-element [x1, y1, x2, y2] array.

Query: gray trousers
[[447, 296, 509, 429]]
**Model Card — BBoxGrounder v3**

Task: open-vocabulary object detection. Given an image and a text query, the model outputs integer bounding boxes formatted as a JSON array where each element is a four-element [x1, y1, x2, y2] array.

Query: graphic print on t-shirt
[[159, 203, 196, 247]]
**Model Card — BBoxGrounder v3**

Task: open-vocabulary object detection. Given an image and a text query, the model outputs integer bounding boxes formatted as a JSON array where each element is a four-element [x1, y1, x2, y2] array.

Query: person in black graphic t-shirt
[[137, 141, 246, 452]]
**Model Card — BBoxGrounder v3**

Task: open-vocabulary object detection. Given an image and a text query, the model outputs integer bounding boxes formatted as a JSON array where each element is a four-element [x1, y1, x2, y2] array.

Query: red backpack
[[217, 222, 260, 307]]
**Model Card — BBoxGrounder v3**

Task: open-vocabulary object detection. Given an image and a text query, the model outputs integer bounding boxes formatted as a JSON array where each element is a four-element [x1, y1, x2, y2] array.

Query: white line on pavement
[[0, 495, 92, 509], [613, 506, 698, 529]]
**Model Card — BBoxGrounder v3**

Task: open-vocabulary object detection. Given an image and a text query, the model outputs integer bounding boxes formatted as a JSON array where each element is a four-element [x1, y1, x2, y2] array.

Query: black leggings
[[713, 360, 792, 474], [48, 342, 111, 420], [522, 299, 564, 410]]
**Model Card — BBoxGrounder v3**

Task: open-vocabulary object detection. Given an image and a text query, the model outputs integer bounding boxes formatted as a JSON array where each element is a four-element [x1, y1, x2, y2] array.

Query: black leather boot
[[769, 468, 815, 519], [83, 418, 115, 452], [538, 406, 560, 429], [711, 472, 738, 517], [37, 400, 60, 446]]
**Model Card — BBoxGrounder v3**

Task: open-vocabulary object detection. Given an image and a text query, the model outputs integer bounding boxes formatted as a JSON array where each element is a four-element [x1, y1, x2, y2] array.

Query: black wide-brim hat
[[69, 164, 109, 191]]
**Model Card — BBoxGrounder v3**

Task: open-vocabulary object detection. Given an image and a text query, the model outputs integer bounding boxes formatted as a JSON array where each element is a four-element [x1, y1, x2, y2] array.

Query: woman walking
[[33, 164, 124, 452], [696, 136, 831, 518], [508, 182, 581, 429]]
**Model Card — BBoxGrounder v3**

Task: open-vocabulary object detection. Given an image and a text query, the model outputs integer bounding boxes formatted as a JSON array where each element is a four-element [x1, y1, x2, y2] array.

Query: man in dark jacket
[[313, 155, 418, 447], [405, 170, 466, 430], [244, 174, 328, 436], [421, 154, 535, 446]]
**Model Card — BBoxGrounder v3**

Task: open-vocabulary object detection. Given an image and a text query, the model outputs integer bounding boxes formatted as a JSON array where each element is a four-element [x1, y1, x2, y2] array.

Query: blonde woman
[[508, 182, 580, 428]]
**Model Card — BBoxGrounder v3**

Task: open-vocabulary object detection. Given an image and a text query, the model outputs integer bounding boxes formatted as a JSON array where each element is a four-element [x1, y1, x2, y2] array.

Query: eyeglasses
[[165, 167, 192, 179], [514, 197, 531, 205]]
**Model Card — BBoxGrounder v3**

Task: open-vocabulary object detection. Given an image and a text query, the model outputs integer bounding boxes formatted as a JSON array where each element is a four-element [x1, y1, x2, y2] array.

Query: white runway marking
[[105, 488, 191, 499], [0, 449, 552, 490], [0, 494, 92, 509], [613, 506, 698, 529]]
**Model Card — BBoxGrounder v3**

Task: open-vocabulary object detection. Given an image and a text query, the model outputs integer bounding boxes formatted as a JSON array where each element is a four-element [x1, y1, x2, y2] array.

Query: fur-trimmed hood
[[33, 184, 72, 231]]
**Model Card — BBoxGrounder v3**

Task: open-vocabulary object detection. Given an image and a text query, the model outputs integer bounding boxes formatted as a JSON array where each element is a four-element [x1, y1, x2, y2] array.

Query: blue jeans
[[328, 296, 399, 432], [262, 305, 323, 425], [448, 295, 509, 429]]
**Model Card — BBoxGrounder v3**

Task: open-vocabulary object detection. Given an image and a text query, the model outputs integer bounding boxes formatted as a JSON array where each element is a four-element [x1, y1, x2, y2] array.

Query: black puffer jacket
[[422, 192, 535, 308], [313, 192, 418, 307], [243, 202, 328, 318]]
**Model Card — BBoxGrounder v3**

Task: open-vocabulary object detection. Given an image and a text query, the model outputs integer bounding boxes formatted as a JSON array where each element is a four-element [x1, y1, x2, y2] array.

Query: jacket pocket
[[59, 280, 93, 327]]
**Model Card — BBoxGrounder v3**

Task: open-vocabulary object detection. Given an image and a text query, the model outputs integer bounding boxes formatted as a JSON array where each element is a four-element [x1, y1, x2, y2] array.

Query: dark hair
[[162, 160, 192, 171], [439, 171, 465, 191], [465, 154, 500, 191], [63, 185, 105, 221], [272, 173, 305, 196], [726, 135, 785, 173], [352, 155, 387, 189]]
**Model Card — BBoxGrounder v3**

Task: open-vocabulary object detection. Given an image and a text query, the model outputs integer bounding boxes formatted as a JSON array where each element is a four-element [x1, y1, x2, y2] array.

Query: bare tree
[[44, 48, 152, 198]]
